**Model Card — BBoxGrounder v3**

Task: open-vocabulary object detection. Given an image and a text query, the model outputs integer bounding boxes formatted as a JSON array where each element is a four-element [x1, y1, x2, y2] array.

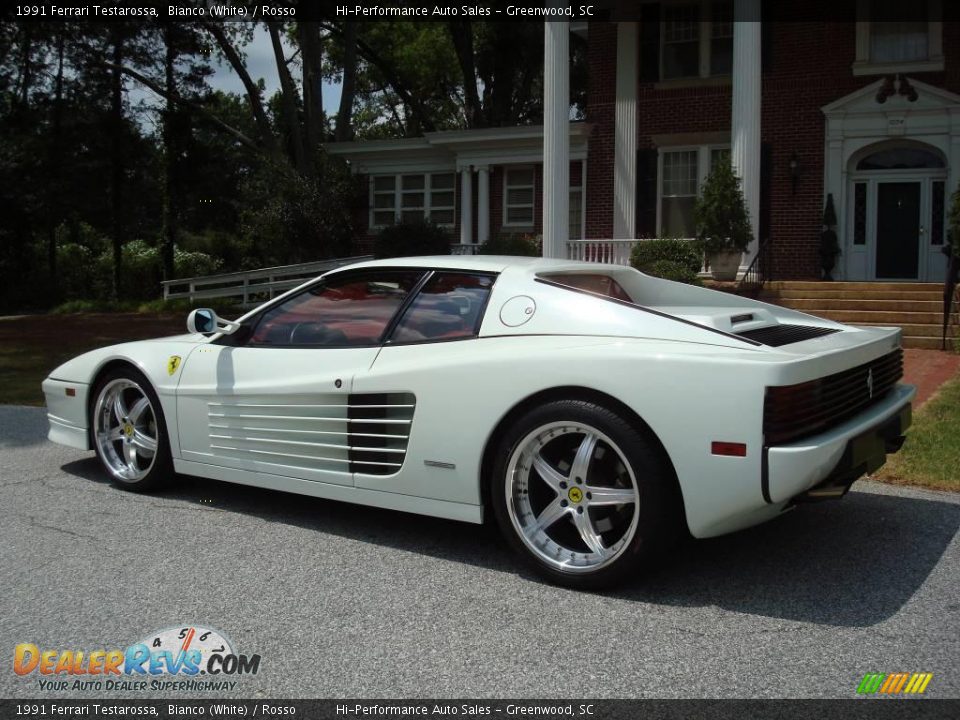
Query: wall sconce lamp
[[789, 152, 800, 195]]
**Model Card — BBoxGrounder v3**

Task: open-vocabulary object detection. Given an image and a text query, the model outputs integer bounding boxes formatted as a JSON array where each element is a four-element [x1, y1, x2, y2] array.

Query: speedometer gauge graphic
[[136, 625, 234, 671]]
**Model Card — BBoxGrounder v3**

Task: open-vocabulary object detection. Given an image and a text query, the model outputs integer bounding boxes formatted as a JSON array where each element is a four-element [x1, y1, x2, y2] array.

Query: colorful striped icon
[[857, 672, 933, 694]]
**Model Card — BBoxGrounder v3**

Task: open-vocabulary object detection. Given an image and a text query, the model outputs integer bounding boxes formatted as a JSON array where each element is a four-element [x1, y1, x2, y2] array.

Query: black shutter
[[636, 148, 658, 238], [759, 142, 773, 243], [761, 20, 774, 73], [640, 4, 661, 83]]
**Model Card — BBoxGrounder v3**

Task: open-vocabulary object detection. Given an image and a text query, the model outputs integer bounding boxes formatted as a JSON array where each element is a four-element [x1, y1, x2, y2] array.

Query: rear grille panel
[[348, 393, 416, 475], [737, 324, 841, 346], [764, 349, 903, 445]]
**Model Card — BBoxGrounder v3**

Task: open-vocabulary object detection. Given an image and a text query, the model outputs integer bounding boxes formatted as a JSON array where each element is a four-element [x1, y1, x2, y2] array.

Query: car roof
[[335, 255, 629, 275]]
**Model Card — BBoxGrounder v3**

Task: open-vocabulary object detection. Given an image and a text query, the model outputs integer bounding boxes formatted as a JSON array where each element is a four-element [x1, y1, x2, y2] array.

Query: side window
[[248, 271, 424, 347], [389, 273, 496, 344]]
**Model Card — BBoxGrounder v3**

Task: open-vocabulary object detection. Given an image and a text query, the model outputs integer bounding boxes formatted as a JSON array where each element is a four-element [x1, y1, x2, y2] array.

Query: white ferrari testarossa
[[43, 256, 914, 587]]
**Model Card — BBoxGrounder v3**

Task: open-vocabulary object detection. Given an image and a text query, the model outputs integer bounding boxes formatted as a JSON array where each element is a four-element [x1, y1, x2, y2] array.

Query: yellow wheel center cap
[[124, 424, 134, 437], [568, 486, 583, 504]]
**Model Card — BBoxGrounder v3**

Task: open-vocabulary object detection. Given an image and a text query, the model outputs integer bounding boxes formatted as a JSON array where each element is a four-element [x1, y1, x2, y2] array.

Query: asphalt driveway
[[1, 405, 958, 699]]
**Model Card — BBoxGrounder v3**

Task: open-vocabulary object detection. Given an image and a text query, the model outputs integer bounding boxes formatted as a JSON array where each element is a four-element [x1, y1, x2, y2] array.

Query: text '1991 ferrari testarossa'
[[43, 256, 914, 588]]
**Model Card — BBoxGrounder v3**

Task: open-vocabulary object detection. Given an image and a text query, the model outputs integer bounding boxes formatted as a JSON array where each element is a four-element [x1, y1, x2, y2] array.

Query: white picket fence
[[161, 256, 372, 306]]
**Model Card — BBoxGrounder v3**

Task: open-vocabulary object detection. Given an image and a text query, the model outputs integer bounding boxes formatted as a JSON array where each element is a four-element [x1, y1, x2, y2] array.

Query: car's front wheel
[[91, 368, 172, 492], [491, 400, 678, 589]]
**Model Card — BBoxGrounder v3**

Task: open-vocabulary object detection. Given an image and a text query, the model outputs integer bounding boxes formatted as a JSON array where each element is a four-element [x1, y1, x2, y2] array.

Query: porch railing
[[566, 239, 640, 265], [161, 256, 373, 306], [736, 238, 771, 297], [450, 244, 481, 256]]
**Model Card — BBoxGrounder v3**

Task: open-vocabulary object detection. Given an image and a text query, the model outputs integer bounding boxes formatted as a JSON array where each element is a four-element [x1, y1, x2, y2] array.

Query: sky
[[129, 27, 343, 128]]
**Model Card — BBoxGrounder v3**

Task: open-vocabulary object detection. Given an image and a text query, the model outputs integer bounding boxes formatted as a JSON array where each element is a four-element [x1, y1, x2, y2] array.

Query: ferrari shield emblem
[[167, 355, 182, 376]]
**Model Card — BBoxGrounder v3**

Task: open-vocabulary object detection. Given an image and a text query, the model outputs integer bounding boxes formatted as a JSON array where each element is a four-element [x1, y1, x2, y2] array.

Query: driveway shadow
[[62, 458, 959, 628]]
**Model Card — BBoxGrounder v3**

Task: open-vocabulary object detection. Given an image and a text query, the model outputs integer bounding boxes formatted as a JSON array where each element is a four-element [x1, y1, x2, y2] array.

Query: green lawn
[[0, 313, 184, 405], [875, 376, 960, 492]]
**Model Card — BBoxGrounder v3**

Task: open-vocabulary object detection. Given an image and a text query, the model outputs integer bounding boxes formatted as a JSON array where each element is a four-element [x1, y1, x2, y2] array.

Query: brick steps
[[763, 281, 954, 350]]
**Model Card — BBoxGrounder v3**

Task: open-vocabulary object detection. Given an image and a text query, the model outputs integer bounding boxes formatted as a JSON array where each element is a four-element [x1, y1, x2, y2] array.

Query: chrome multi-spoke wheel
[[493, 400, 678, 588], [506, 421, 640, 573], [91, 370, 171, 490]]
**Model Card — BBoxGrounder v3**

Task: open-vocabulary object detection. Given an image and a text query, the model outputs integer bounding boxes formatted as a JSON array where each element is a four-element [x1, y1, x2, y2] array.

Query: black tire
[[89, 366, 173, 492], [491, 399, 680, 589]]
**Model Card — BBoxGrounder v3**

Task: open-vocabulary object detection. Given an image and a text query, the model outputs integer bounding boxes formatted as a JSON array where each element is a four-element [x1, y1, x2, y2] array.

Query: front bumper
[[42, 377, 91, 451], [764, 383, 915, 505]]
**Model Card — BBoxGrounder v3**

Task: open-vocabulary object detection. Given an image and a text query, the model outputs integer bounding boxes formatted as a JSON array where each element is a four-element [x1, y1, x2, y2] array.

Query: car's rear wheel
[[91, 368, 172, 491], [491, 400, 678, 589]]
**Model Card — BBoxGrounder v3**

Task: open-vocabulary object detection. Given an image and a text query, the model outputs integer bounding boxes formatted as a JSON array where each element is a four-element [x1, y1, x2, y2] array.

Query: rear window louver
[[736, 324, 841, 347]]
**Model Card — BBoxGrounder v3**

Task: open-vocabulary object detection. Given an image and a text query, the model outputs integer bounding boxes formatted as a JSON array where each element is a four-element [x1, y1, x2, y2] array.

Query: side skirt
[[173, 459, 485, 524]]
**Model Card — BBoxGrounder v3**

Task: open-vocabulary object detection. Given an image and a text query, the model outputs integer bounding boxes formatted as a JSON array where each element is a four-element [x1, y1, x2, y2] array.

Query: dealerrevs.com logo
[[14, 625, 261, 692]]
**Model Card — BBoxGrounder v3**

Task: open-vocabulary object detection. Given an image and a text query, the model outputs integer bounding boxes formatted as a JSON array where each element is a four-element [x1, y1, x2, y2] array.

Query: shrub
[[639, 259, 702, 285], [694, 158, 753, 255], [478, 232, 541, 257], [374, 219, 452, 259]]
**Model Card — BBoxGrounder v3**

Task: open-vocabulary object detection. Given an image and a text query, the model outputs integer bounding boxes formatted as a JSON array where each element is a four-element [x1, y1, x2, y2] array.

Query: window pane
[[662, 151, 698, 196], [664, 5, 699, 41], [711, 2, 733, 37], [373, 211, 395, 226], [431, 173, 455, 189], [374, 194, 395, 209], [401, 175, 425, 190], [249, 272, 424, 347], [507, 187, 534, 206], [401, 192, 424, 208], [507, 206, 534, 224], [710, 148, 731, 170], [507, 168, 534, 186], [373, 176, 395, 192], [710, 37, 733, 75], [390, 273, 496, 343], [431, 191, 454, 208], [856, 147, 944, 170], [931, 181, 945, 246], [870, 21, 928, 63], [431, 209, 454, 225], [401, 210, 425, 223], [663, 41, 700, 79], [661, 196, 696, 238], [853, 183, 867, 245]]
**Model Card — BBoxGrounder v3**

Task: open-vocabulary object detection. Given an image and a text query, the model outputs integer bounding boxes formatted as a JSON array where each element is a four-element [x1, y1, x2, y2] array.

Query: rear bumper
[[764, 383, 915, 505], [42, 377, 91, 451]]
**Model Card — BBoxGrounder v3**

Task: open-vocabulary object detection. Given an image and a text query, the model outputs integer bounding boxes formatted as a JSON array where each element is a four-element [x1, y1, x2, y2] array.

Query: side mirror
[[187, 308, 239, 336]]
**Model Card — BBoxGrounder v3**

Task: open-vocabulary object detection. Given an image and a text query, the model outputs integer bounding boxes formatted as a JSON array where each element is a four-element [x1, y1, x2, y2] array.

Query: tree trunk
[[161, 26, 178, 284], [48, 28, 65, 293], [268, 22, 309, 177], [334, 22, 358, 141], [447, 22, 483, 128], [298, 21, 324, 150], [109, 32, 125, 301]]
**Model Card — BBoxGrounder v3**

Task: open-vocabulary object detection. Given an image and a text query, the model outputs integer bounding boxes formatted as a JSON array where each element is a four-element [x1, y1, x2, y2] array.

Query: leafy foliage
[[630, 239, 703, 284], [374, 220, 453, 259], [694, 159, 753, 256], [478, 232, 541, 256]]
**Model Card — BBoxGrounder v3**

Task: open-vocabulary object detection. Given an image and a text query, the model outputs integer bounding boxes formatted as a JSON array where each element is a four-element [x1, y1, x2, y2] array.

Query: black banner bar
[[1, 700, 959, 720], [3, 0, 959, 24]]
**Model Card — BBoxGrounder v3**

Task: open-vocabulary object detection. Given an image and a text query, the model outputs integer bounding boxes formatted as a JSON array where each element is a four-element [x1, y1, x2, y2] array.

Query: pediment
[[822, 77, 960, 116]]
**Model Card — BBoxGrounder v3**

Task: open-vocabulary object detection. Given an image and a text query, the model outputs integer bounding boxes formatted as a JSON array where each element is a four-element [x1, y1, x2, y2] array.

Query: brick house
[[326, 1, 959, 283]]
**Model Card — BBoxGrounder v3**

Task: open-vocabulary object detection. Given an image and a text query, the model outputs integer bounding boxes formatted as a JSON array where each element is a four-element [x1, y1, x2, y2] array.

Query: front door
[[875, 181, 921, 280]]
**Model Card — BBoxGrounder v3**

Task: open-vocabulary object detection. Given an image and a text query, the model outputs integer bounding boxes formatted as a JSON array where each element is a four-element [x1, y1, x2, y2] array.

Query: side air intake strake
[[736, 324, 841, 347], [207, 393, 415, 476]]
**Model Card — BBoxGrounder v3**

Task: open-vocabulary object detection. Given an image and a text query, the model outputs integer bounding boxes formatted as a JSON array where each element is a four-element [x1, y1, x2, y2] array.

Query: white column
[[476, 166, 490, 245], [459, 166, 473, 246], [731, 0, 762, 266], [543, 17, 570, 259], [614, 22, 638, 240]]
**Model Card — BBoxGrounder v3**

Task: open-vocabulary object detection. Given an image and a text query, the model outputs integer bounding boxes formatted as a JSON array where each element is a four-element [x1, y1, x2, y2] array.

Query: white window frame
[[656, 144, 730, 237], [852, 0, 944, 76], [369, 172, 457, 230], [502, 166, 537, 228], [660, 0, 733, 81]]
